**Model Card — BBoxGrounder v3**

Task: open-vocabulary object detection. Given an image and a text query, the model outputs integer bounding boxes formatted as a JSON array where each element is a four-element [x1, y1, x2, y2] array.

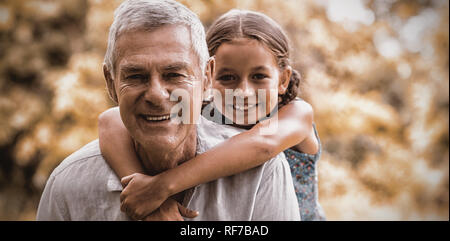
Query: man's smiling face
[[109, 24, 203, 154]]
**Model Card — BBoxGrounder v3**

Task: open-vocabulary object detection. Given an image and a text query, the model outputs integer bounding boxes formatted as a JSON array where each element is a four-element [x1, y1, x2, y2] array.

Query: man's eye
[[218, 75, 236, 82], [126, 74, 146, 80], [165, 73, 186, 79], [252, 73, 268, 80]]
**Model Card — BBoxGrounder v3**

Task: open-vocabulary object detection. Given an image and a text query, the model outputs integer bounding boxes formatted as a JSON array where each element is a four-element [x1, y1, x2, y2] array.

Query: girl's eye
[[218, 75, 236, 82], [252, 73, 268, 80]]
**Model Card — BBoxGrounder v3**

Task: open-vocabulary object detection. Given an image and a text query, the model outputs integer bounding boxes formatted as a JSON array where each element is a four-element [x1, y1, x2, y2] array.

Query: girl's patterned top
[[284, 123, 326, 221]]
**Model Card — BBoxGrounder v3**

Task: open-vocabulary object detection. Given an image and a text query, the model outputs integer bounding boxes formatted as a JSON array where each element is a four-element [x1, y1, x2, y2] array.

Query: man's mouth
[[141, 114, 172, 122]]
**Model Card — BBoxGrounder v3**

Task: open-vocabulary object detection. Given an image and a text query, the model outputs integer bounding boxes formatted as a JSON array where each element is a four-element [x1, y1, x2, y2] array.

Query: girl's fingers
[[177, 202, 199, 218], [120, 173, 136, 187]]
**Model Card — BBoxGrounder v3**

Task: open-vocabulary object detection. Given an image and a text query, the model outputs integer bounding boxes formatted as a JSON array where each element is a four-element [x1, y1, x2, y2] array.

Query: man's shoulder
[[49, 139, 120, 191], [38, 139, 125, 220], [50, 139, 104, 178]]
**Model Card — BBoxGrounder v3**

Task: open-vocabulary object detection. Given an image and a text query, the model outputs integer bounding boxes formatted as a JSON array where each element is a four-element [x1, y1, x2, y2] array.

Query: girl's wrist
[[157, 171, 178, 197]]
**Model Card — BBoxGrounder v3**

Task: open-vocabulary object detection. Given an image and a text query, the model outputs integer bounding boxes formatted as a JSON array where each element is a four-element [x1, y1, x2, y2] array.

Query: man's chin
[[135, 133, 180, 148], [134, 125, 192, 150]]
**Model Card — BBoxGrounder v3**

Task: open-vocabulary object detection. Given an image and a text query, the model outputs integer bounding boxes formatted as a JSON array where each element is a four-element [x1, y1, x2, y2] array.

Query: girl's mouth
[[230, 103, 258, 111]]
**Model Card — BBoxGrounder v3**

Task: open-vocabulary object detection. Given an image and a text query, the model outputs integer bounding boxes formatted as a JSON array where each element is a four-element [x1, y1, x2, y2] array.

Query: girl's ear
[[278, 65, 292, 94]]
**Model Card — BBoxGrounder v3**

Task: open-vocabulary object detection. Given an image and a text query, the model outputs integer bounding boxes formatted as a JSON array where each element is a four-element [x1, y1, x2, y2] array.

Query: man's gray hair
[[104, 0, 209, 76]]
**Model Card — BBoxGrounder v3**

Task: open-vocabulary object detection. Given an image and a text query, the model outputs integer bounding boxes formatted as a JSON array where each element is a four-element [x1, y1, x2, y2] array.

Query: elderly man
[[36, 0, 300, 221]]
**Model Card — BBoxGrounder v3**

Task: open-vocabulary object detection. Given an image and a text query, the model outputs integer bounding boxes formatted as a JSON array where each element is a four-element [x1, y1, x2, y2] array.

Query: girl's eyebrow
[[216, 67, 234, 75], [251, 66, 270, 72]]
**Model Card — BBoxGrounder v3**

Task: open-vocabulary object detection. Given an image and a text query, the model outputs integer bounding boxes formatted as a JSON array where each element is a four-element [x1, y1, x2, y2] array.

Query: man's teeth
[[145, 115, 170, 121]]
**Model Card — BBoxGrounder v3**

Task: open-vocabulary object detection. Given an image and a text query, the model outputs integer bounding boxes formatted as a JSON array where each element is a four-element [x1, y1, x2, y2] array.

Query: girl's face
[[211, 38, 290, 126]]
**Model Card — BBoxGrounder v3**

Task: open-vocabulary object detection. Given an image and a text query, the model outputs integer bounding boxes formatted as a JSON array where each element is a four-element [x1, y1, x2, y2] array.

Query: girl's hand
[[143, 198, 199, 221], [120, 173, 173, 220]]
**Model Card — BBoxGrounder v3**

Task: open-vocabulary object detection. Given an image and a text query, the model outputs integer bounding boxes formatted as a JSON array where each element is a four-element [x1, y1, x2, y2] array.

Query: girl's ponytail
[[279, 68, 301, 107]]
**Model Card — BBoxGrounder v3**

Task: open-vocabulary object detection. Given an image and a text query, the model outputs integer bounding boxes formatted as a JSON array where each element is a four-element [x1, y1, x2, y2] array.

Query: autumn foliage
[[0, 0, 448, 220]]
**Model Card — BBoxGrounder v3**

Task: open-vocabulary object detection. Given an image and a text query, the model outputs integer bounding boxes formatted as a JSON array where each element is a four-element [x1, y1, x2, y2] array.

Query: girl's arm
[[99, 107, 194, 220], [159, 99, 318, 196], [98, 107, 145, 179], [105, 100, 318, 220], [268, 100, 319, 155], [99, 108, 199, 220]]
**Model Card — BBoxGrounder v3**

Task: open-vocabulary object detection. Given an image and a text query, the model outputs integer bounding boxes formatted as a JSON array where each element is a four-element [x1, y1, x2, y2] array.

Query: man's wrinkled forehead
[[113, 25, 201, 76], [119, 59, 195, 77]]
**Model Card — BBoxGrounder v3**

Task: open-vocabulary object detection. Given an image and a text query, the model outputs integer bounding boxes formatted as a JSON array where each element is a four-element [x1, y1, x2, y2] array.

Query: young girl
[[99, 9, 325, 221]]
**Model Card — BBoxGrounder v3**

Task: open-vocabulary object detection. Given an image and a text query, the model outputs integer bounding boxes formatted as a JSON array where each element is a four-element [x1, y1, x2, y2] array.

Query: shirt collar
[[106, 172, 123, 192]]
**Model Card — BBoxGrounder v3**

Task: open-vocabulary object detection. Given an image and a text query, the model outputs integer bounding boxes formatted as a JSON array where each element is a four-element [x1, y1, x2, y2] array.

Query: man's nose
[[143, 76, 170, 105]]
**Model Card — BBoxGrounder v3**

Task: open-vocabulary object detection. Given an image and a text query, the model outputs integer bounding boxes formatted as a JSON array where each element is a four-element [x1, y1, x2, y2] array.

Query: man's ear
[[278, 65, 292, 95], [103, 64, 118, 104], [203, 56, 215, 96]]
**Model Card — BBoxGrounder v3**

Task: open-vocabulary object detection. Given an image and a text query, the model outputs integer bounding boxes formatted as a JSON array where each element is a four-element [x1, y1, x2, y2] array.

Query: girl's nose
[[235, 80, 256, 98]]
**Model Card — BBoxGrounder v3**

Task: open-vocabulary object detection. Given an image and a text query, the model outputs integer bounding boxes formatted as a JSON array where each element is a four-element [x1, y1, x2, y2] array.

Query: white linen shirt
[[36, 116, 300, 221]]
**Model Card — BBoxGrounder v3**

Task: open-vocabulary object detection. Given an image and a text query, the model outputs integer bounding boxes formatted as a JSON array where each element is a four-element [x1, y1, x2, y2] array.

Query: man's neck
[[135, 128, 197, 176]]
